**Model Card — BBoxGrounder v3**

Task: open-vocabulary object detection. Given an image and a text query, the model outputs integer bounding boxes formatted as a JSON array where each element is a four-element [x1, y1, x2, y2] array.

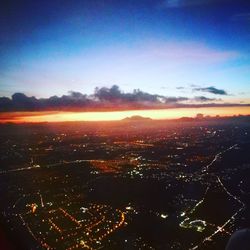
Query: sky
[[1, 106, 250, 123], [0, 0, 250, 121]]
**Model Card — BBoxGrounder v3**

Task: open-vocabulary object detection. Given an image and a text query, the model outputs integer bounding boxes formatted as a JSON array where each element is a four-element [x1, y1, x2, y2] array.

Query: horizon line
[[1, 106, 250, 124]]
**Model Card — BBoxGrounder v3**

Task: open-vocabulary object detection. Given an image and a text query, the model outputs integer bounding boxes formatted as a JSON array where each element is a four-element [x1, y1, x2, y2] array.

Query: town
[[0, 116, 250, 249]]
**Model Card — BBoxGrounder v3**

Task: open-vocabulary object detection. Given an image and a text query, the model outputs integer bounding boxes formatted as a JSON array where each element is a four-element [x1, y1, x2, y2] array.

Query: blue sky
[[0, 0, 250, 104]]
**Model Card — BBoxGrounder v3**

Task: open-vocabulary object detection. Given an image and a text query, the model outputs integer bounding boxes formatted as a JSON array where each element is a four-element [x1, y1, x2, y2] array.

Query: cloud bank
[[0, 85, 248, 112]]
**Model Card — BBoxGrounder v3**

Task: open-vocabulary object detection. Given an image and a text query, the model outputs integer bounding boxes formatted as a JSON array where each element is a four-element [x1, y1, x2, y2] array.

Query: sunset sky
[[0, 0, 250, 122]]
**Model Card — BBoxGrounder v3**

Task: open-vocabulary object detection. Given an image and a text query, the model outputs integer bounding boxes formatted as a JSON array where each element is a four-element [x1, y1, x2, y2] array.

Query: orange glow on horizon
[[0, 106, 250, 123]]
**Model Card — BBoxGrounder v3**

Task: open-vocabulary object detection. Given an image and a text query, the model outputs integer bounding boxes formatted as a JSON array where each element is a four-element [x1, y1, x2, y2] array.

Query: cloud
[[0, 91, 91, 112], [0, 85, 247, 112], [94, 85, 160, 103], [190, 84, 200, 88], [193, 96, 220, 102], [0, 85, 188, 112], [193, 86, 228, 95], [165, 97, 189, 103]]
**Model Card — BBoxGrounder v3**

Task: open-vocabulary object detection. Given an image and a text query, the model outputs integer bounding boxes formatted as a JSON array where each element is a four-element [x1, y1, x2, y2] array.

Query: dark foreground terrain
[[0, 116, 250, 250]]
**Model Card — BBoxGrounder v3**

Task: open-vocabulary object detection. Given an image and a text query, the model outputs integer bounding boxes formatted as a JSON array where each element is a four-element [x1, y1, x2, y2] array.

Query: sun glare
[[1, 107, 250, 123]]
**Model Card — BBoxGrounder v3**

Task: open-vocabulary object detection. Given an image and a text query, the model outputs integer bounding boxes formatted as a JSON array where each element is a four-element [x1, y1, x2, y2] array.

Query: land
[[0, 116, 250, 249]]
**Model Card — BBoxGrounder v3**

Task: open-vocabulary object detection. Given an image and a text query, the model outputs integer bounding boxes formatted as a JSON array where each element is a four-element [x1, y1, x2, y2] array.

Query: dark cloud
[[194, 96, 220, 102], [95, 85, 160, 103], [193, 86, 228, 95], [0, 85, 189, 112], [0, 85, 247, 112], [165, 97, 189, 103], [0, 91, 91, 112], [94, 85, 188, 105]]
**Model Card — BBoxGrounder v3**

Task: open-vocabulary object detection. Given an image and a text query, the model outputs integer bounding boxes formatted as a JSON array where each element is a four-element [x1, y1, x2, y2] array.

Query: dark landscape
[[1, 116, 250, 249]]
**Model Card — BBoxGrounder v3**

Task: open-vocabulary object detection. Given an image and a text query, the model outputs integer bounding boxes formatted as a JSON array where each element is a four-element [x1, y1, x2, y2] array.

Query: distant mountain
[[122, 115, 152, 122]]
